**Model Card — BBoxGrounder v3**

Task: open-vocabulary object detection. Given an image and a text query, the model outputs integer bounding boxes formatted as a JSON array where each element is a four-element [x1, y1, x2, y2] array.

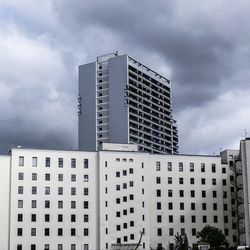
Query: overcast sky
[[0, 0, 250, 155]]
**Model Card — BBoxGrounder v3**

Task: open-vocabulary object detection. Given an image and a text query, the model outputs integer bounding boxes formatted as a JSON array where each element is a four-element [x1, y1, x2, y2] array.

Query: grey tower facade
[[78, 52, 178, 154]]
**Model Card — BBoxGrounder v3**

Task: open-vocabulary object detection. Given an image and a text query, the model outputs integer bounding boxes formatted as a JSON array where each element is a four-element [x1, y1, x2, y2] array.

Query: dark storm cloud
[[0, 0, 250, 154]]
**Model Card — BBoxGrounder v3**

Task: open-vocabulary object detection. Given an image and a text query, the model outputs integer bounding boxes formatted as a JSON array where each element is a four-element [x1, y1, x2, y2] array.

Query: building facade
[[1, 142, 249, 250], [78, 52, 178, 154]]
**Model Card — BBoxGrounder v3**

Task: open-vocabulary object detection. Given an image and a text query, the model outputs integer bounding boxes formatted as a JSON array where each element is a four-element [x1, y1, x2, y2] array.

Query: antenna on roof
[[244, 129, 247, 139]]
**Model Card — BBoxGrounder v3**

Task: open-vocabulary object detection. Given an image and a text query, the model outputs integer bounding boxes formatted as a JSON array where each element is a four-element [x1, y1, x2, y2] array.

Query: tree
[[174, 233, 189, 250], [196, 225, 229, 249]]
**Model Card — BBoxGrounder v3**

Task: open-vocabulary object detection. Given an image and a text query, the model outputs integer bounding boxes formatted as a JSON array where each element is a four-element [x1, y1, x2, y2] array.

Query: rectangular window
[[157, 215, 162, 223], [179, 178, 184, 184], [17, 228, 22, 236], [84, 159, 88, 168], [168, 162, 172, 171], [84, 214, 89, 222], [58, 214, 63, 222], [44, 245, 49, 250], [45, 214, 50, 222], [201, 163, 205, 172], [190, 163, 194, 172], [45, 200, 50, 208], [202, 190, 206, 198], [58, 201, 63, 209], [71, 228, 76, 236], [213, 203, 217, 210], [190, 190, 195, 197], [201, 178, 206, 185], [58, 158, 63, 168], [202, 203, 206, 210], [45, 157, 50, 167], [32, 157, 37, 167], [18, 200, 23, 208], [190, 178, 194, 184], [18, 186, 23, 194], [191, 215, 196, 223], [223, 179, 227, 186], [58, 244, 63, 250], [214, 216, 218, 223], [32, 186, 37, 195], [31, 200, 36, 208], [180, 215, 185, 223], [168, 190, 173, 197], [84, 201, 88, 209], [45, 187, 50, 195], [156, 177, 161, 184], [192, 228, 196, 236], [58, 187, 63, 195], [168, 202, 173, 210], [212, 178, 216, 185], [31, 214, 36, 222], [168, 177, 172, 184], [179, 190, 184, 197], [156, 161, 161, 171], [169, 228, 174, 236], [71, 158, 76, 168], [84, 175, 89, 182], [44, 228, 50, 236], [157, 189, 161, 197], [212, 164, 216, 173], [71, 201, 76, 209], [191, 203, 195, 210], [180, 203, 184, 210], [32, 173, 37, 181], [58, 174, 63, 181], [129, 168, 133, 174], [18, 214, 23, 222], [84, 188, 88, 195], [169, 215, 173, 223], [213, 191, 217, 198], [179, 162, 183, 172], [45, 173, 50, 181], [31, 228, 36, 236], [157, 202, 161, 210], [58, 228, 63, 236], [19, 156, 24, 166], [157, 228, 162, 236], [18, 172, 24, 180], [84, 228, 89, 236], [203, 216, 207, 223], [71, 174, 76, 182]]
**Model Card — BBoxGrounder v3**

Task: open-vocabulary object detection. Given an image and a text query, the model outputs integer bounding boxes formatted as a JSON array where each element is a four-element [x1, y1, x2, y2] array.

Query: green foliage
[[196, 225, 229, 249], [174, 233, 189, 250]]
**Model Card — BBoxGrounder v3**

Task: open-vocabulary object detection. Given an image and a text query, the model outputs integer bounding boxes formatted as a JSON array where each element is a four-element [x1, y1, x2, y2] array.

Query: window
[[191, 203, 195, 210], [201, 178, 206, 185], [181, 228, 185, 235], [71, 158, 76, 168], [212, 179, 216, 185], [31, 228, 36, 236], [168, 190, 173, 197], [179, 178, 184, 184], [213, 190, 217, 198], [214, 216, 218, 223], [84, 214, 89, 222], [212, 164, 216, 173], [180, 203, 184, 210], [116, 211, 121, 217], [45, 174, 50, 181], [58, 187, 63, 195], [179, 190, 184, 197], [130, 207, 134, 213], [116, 172, 120, 177], [224, 204, 228, 211], [190, 163, 194, 172], [116, 185, 120, 191], [18, 172, 24, 180], [71, 174, 76, 182], [44, 228, 50, 236], [202, 190, 206, 198], [190, 178, 194, 184], [58, 174, 63, 181], [58, 228, 63, 236], [71, 187, 76, 195], [31, 214, 36, 222], [168, 162, 172, 171], [157, 202, 161, 210], [179, 162, 183, 172], [84, 188, 88, 195], [31, 200, 36, 208], [116, 198, 120, 204], [44, 244, 49, 250], [123, 170, 127, 176], [223, 191, 227, 198], [168, 202, 173, 210], [169, 215, 173, 223], [71, 228, 76, 236], [222, 167, 226, 174], [180, 215, 185, 223], [18, 214, 23, 222], [213, 203, 217, 210], [58, 214, 63, 222], [116, 158, 120, 162], [130, 194, 134, 200], [169, 228, 174, 236], [17, 228, 22, 236], [223, 179, 227, 186], [32, 186, 37, 194], [129, 158, 133, 162], [84, 201, 88, 209], [157, 215, 162, 223], [84, 159, 88, 168], [224, 216, 228, 223], [157, 228, 162, 236], [168, 177, 172, 184], [71, 201, 76, 209], [123, 183, 127, 189], [129, 168, 133, 174], [17, 244, 22, 250], [84, 175, 89, 182], [19, 156, 24, 166], [32, 157, 37, 167], [130, 221, 134, 227], [190, 190, 195, 197], [58, 158, 63, 168], [18, 186, 23, 194], [202, 203, 206, 210], [156, 177, 161, 184], [157, 189, 161, 197], [45, 187, 50, 195], [84, 228, 89, 236], [83, 244, 89, 250], [58, 200, 63, 209], [45, 214, 50, 222], [191, 215, 196, 223], [202, 216, 207, 223], [156, 161, 161, 171], [18, 200, 23, 208], [58, 244, 63, 250], [201, 163, 205, 172], [31, 245, 36, 250], [129, 181, 133, 187], [45, 200, 50, 208], [45, 157, 50, 167], [192, 228, 196, 236]]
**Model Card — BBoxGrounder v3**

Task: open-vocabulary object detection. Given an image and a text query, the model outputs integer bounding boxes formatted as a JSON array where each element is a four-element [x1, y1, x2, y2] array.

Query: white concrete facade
[[0, 143, 247, 250]]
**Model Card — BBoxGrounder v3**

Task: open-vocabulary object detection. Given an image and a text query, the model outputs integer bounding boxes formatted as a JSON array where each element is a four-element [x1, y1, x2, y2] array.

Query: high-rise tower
[[78, 52, 178, 154]]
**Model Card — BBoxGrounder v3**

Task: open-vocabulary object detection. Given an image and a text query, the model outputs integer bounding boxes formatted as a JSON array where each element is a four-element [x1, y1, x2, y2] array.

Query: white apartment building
[[0, 142, 248, 250]]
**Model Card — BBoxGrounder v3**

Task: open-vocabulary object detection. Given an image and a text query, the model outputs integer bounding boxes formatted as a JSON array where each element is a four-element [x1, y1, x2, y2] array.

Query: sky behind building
[[0, 0, 250, 154]]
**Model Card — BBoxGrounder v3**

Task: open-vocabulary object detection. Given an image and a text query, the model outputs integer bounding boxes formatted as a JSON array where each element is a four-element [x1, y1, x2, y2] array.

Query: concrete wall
[[0, 155, 10, 250]]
